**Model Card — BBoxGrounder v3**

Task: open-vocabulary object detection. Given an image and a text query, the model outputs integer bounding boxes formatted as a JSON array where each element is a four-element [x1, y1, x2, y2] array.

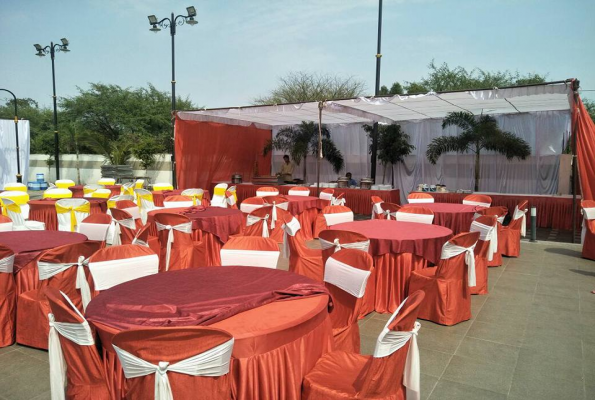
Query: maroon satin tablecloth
[[70, 185, 121, 198], [153, 190, 211, 207], [402, 202, 481, 235], [283, 195, 325, 215], [27, 199, 108, 231]]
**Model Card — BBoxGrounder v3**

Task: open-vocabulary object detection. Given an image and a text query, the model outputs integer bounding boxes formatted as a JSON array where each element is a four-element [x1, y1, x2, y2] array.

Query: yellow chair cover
[[1, 200, 21, 217], [98, 178, 116, 186], [55, 180, 76, 189], [91, 189, 111, 199], [55, 201, 91, 232], [43, 188, 73, 199], [0, 191, 29, 205], [153, 183, 174, 191], [135, 180, 145, 189], [4, 183, 27, 192]]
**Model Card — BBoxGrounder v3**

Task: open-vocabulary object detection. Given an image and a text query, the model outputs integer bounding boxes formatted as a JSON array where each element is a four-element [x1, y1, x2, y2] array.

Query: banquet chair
[[0, 215, 13, 231], [115, 199, 142, 222], [226, 185, 238, 209], [245, 205, 292, 243], [1, 198, 45, 230], [90, 188, 111, 199], [55, 179, 76, 189], [0, 245, 16, 347], [256, 186, 279, 197], [313, 205, 354, 238], [83, 184, 104, 198], [112, 327, 235, 400], [110, 208, 140, 246], [153, 182, 174, 191], [87, 245, 159, 293], [302, 291, 425, 400], [220, 236, 280, 268], [0, 190, 30, 219], [331, 192, 346, 206], [98, 178, 116, 186], [462, 194, 492, 208], [240, 196, 266, 214], [474, 206, 507, 266], [120, 182, 135, 196], [135, 179, 145, 189], [288, 186, 310, 196], [318, 230, 370, 265], [43, 187, 73, 199], [324, 248, 374, 352], [107, 194, 135, 209], [56, 198, 91, 232], [181, 188, 205, 206], [407, 231, 480, 326], [16, 241, 102, 349], [154, 213, 208, 272], [281, 214, 324, 280], [44, 288, 110, 400], [78, 214, 113, 245], [396, 206, 434, 224], [319, 188, 334, 201], [407, 192, 435, 204], [582, 200, 595, 260], [370, 196, 384, 219], [163, 195, 194, 208], [263, 195, 290, 210], [374, 202, 401, 220], [134, 189, 161, 224], [211, 183, 229, 208], [499, 200, 528, 257], [3, 182, 27, 191], [132, 223, 161, 255], [469, 215, 498, 295]]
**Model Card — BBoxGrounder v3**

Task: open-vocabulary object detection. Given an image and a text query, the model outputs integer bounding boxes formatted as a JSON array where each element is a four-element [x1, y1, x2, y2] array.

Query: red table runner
[[70, 185, 121, 198], [402, 203, 481, 235], [28, 199, 108, 231]]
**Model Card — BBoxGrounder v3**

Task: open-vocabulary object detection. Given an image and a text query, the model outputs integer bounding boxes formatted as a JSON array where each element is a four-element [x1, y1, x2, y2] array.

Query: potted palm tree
[[263, 121, 344, 181], [364, 123, 415, 184], [426, 112, 531, 191]]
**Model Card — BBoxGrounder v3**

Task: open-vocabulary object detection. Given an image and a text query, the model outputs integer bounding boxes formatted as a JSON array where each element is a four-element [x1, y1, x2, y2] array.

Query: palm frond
[[320, 137, 344, 174], [441, 111, 477, 131], [483, 131, 531, 160], [426, 135, 470, 164]]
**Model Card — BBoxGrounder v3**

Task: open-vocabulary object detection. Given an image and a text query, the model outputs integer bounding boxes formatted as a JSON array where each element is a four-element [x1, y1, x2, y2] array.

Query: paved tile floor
[[1, 240, 594, 400]]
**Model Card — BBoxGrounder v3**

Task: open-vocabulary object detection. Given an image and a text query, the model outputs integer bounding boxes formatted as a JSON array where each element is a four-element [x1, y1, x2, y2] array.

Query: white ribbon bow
[[131, 237, 149, 247], [114, 338, 234, 400], [281, 217, 301, 258], [113, 218, 137, 246], [319, 238, 370, 253], [513, 206, 527, 237], [470, 220, 498, 261], [440, 242, 477, 287], [155, 221, 193, 271], [38, 256, 93, 311], [247, 214, 270, 238], [0, 254, 15, 273]]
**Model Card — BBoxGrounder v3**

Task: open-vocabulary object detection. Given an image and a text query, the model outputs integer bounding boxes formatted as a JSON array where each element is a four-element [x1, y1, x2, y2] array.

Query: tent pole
[[370, 0, 383, 183], [571, 79, 580, 244], [317, 101, 323, 197]]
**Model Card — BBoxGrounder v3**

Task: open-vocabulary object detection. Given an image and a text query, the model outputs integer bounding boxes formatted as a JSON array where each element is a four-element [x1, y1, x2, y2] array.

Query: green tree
[[426, 111, 531, 191], [254, 72, 366, 104], [363, 123, 415, 183], [263, 121, 344, 179], [378, 82, 404, 96], [584, 99, 595, 123]]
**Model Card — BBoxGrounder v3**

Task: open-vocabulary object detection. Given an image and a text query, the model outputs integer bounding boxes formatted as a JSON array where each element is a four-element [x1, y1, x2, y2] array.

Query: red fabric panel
[[175, 119, 272, 189], [575, 96, 595, 200], [28, 199, 108, 231], [402, 203, 480, 234]]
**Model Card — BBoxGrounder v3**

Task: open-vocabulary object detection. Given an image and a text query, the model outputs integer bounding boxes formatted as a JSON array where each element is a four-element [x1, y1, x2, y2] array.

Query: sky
[[1, 0, 594, 109]]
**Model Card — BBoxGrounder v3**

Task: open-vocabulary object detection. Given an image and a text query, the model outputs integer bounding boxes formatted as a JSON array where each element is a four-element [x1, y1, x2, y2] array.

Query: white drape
[[0, 119, 30, 191]]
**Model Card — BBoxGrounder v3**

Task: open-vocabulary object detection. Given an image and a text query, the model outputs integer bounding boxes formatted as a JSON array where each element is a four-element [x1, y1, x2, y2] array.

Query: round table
[[402, 202, 482, 234], [28, 199, 108, 231], [86, 266, 333, 400], [70, 185, 121, 198], [0, 231, 88, 294], [282, 196, 325, 240], [333, 220, 453, 313]]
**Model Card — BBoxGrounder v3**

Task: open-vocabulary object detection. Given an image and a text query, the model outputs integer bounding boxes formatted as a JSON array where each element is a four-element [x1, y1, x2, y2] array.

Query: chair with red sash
[[107, 194, 135, 211], [288, 186, 310, 196], [16, 241, 102, 349], [0, 214, 12, 231], [319, 188, 334, 202], [370, 196, 384, 219], [463, 194, 492, 208], [582, 200, 595, 260], [396, 206, 434, 224], [469, 215, 498, 295], [374, 202, 401, 220], [313, 205, 354, 238], [323, 248, 373, 352], [0, 245, 16, 347], [408, 232, 480, 326], [163, 195, 193, 208], [78, 214, 112, 245], [115, 199, 142, 222], [281, 214, 323, 280], [256, 186, 279, 197], [226, 185, 238, 209], [499, 200, 528, 257], [112, 327, 235, 400], [110, 208, 140, 246], [239, 197, 266, 215], [407, 192, 434, 204], [245, 205, 292, 244], [330, 193, 346, 206], [154, 213, 207, 272], [474, 206, 507, 267], [45, 288, 110, 400], [302, 290, 425, 400], [220, 236, 280, 268], [132, 223, 161, 255], [263, 195, 290, 210]]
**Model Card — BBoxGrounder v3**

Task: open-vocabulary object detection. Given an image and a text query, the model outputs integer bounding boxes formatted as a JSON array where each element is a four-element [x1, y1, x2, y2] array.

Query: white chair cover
[[513, 205, 528, 237], [0, 254, 15, 273], [371, 202, 384, 219], [122, 206, 141, 221], [135, 189, 158, 224], [220, 249, 280, 269], [331, 197, 346, 206], [48, 292, 95, 400], [38, 256, 92, 311], [256, 189, 279, 197], [373, 298, 421, 400], [113, 338, 234, 400], [440, 242, 477, 287], [319, 237, 370, 253], [211, 184, 228, 208], [395, 211, 434, 225], [78, 222, 111, 241], [407, 198, 434, 204], [155, 221, 193, 271], [240, 203, 264, 214], [581, 207, 595, 244], [319, 191, 333, 201], [324, 256, 371, 298], [56, 199, 90, 232], [470, 220, 498, 261], [323, 211, 354, 226], [246, 214, 270, 238], [288, 188, 310, 196], [0, 220, 13, 232], [88, 254, 159, 290], [463, 200, 491, 208], [281, 217, 301, 258], [226, 189, 237, 207], [2, 198, 45, 230]]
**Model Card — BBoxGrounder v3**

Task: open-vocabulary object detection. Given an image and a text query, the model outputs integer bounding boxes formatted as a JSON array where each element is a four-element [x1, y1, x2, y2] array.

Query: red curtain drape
[[175, 118, 272, 189], [575, 96, 595, 201]]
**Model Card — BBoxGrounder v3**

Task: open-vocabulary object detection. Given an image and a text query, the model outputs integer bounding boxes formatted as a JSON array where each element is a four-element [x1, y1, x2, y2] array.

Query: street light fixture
[[146, 6, 198, 188], [0, 88, 23, 182], [33, 38, 70, 180]]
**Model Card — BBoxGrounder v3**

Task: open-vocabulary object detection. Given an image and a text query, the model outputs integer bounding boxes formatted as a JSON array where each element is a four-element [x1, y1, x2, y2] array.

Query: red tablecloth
[[213, 183, 400, 215], [70, 185, 121, 198], [87, 267, 333, 400], [283, 195, 325, 215], [28, 199, 108, 231], [417, 192, 581, 230], [402, 203, 481, 235], [153, 190, 211, 207]]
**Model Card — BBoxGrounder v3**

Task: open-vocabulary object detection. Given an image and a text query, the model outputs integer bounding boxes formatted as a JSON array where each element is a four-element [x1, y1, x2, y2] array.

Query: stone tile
[[495, 272, 539, 291], [504, 259, 542, 276], [522, 327, 583, 360], [474, 298, 531, 326], [538, 274, 580, 290], [359, 317, 388, 337], [584, 341, 595, 382], [454, 337, 519, 367], [466, 320, 525, 347], [515, 347, 583, 383], [370, 312, 390, 322], [419, 318, 473, 337], [0, 363, 50, 400], [31, 392, 51, 400], [532, 293, 580, 312], [0, 351, 42, 378], [586, 384, 595, 400], [0, 344, 17, 356], [359, 334, 376, 356], [488, 285, 534, 305], [428, 380, 507, 400], [440, 355, 513, 395], [421, 374, 438, 400], [508, 367, 585, 400], [535, 281, 579, 299], [419, 347, 451, 378], [417, 328, 465, 355], [16, 345, 49, 363]]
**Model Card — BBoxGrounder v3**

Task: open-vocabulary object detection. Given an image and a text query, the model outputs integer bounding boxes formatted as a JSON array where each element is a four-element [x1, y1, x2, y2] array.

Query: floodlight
[[60, 38, 69, 46], [34, 44, 42, 51], [186, 6, 196, 17], [148, 15, 158, 24]]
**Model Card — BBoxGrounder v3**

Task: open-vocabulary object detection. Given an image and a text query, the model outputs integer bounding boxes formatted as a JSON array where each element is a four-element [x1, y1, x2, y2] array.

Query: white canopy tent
[[178, 81, 575, 202], [0, 119, 30, 190]]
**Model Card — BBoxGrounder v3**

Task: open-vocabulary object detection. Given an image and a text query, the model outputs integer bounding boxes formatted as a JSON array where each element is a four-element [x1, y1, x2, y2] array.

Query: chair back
[[88, 245, 158, 291], [331, 192, 346, 206], [0, 244, 15, 273], [288, 186, 310, 196], [225, 186, 238, 208], [135, 179, 145, 189], [474, 206, 508, 224], [97, 178, 116, 186], [78, 214, 112, 243], [396, 206, 434, 224], [163, 195, 193, 208], [112, 327, 234, 400], [0, 190, 29, 205], [153, 182, 174, 191], [240, 197, 266, 214], [508, 200, 529, 235], [463, 194, 492, 208], [134, 189, 156, 223], [318, 229, 370, 264], [90, 189, 111, 199], [263, 195, 289, 210], [0, 198, 25, 226], [115, 200, 141, 221], [220, 236, 280, 268], [319, 188, 334, 201], [43, 188, 73, 199], [83, 184, 104, 197], [0, 215, 13, 232], [181, 189, 204, 206], [56, 199, 91, 232], [211, 183, 228, 208], [376, 202, 401, 220], [470, 215, 498, 261], [256, 186, 279, 197], [371, 196, 384, 219], [246, 205, 292, 238], [107, 194, 134, 209], [407, 192, 434, 204], [153, 213, 195, 272], [321, 205, 354, 226], [55, 179, 76, 189], [132, 224, 152, 247], [120, 182, 135, 196], [436, 232, 480, 286], [110, 208, 138, 245]]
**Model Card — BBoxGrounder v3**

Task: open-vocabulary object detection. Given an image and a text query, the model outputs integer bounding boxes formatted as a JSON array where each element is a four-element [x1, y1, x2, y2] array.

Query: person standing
[[278, 155, 295, 183]]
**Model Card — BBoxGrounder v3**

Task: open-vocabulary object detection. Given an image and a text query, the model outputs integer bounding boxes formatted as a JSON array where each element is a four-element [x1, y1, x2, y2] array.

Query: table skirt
[[28, 201, 107, 231]]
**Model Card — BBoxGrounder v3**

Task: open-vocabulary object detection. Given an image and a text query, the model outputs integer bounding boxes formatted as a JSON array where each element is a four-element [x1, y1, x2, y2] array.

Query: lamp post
[[34, 38, 70, 181], [370, 0, 383, 183], [147, 6, 198, 189], [0, 88, 22, 182]]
